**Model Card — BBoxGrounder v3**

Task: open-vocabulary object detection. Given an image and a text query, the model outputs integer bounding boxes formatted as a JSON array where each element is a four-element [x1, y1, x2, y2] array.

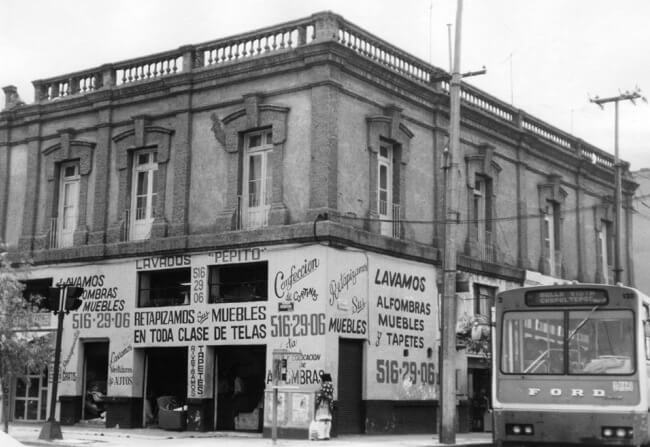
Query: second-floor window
[[131, 150, 158, 240], [598, 219, 613, 283], [543, 200, 561, 276], [378, 144, 395, 237], [57, 162, 79, 248], [241, 130, 272, 230], [473, 176, 493, 260]]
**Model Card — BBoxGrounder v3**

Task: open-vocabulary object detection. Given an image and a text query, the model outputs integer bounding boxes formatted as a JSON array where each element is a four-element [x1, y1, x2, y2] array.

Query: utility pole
[[439, 0, 463, 443], [434, 1, 486, 443], [590, 88, 646, 284]]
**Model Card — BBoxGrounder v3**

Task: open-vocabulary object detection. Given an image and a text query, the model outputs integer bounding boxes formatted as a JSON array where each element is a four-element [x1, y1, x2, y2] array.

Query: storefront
[[26, 244, 440, 436]]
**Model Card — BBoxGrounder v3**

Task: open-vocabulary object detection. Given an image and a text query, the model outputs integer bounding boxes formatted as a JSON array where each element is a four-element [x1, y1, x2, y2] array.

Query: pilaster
[[18, 123, 42, 252], [309, 84, 339, 214], [89, 107, 113, 245]]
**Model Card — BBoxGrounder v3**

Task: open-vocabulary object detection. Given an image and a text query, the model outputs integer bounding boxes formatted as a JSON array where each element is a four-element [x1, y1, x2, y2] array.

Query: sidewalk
[[7, 423, 492, 447]]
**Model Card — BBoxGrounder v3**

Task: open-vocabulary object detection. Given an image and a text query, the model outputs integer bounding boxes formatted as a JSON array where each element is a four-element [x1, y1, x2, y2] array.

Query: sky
[[1, 0, 649, 170]]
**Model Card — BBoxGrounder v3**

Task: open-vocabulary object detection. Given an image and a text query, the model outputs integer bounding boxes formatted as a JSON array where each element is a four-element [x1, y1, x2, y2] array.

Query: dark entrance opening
[[214, 345, 266, 432], [469, 364, 491, 432], [337, 339, 364, 434], [82, 341, 109, 422], [144, 347, 188, 427]]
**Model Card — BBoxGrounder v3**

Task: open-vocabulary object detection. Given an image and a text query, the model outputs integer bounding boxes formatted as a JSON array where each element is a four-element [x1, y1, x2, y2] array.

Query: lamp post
[[39, 285, 83, 441]]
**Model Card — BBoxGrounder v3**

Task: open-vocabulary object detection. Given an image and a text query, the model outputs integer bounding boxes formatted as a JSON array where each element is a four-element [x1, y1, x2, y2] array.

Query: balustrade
[[26, 11, 617, 174]]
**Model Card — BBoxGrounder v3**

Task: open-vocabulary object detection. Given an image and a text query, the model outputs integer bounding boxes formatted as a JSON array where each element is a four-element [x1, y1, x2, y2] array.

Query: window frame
[[137, 267, 190, 308], [57, 161, 80, 248], [241, 129, 273, 230], [544, 200, 561, 276], [473, 283, 496, 316], [130, 149, 158, 241], [208, 261, 268, 304], [13, 369, 49, 421], [500, 309, 636, 376], [377, 142, 395, 237]]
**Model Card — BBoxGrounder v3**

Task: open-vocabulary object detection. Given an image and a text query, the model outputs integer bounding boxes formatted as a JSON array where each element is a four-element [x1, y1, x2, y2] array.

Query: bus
[[492, 284, 650, 446]]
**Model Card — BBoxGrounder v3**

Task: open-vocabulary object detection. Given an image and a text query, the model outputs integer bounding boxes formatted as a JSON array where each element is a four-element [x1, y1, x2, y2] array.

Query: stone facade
[[0, 11, 637, 436]]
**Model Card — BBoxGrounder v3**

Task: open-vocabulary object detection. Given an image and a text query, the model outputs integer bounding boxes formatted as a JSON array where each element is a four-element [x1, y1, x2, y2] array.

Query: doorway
[[143, 347, 188, 427], [214, 345, 266, 432], [81, 341, 109, 421], [337, 339, 364, 434], [469, 365, 491, 432]]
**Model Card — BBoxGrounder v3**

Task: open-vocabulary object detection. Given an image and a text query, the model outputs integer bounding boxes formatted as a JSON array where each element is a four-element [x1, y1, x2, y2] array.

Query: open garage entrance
[[214, 345, 266, 432]]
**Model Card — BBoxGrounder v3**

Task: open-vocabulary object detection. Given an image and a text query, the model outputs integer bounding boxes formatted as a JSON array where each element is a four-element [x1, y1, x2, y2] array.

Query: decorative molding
[[215, 94, 290, 231], [108, 117, 175, 242]]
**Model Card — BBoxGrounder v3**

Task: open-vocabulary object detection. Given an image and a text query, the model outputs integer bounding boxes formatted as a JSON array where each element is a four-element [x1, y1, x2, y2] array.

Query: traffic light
[[47, 287, 62, 313], [44, 286, 84, 314], [64, 286, 84, 312]]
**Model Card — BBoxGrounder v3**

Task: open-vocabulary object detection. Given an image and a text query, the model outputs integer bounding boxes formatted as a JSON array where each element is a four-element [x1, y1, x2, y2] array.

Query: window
[[13, 369, 48, 421], [21, 278, 53, 314], [240, 130, 272, 230], [138, 268, 190, 307], [378, 143, 396, 237], [130, 150, 158, 240], [56, 162, 80, 247], [473, 284, 496, 316], [208, 262, 268, 303], [473, 176, 493, 261], [501, 309, 634, 375], [543, 200, 561, 276], [644, 306, 650, 360], [501, 311, 564, 374], [598, 220, 613, 283], [567, 309, 634, 374]]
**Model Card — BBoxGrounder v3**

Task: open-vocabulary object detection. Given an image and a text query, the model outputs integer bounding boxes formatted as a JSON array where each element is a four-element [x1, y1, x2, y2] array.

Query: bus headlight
[[506, 424, 534, 436], [602, 427, 632, 439]]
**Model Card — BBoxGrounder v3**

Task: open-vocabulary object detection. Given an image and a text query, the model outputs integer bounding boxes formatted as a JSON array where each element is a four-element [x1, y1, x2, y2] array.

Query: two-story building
[[0, 11, 637, 437]]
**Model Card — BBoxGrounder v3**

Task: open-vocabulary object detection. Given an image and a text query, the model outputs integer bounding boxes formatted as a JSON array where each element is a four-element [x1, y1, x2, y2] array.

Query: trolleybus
[[493, 284, 650, 446]]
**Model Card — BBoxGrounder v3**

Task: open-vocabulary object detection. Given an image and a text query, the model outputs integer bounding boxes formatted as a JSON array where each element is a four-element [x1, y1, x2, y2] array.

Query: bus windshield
[[501, 310, 634, 375]]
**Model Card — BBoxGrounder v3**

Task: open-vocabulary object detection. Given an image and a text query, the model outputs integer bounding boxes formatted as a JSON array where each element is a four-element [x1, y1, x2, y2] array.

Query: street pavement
[[6, 423, 492, 447]]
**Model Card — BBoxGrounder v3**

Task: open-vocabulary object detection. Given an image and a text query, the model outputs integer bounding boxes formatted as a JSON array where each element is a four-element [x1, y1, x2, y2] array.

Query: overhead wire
[[339, 192, 650, 227]]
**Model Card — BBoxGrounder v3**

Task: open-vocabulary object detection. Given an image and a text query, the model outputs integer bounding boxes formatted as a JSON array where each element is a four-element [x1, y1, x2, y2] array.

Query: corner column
[[308, 82, 339, 220]]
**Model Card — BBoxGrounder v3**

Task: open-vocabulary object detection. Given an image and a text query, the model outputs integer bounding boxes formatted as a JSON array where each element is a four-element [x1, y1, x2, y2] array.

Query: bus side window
[[644, 306, 650, 360]]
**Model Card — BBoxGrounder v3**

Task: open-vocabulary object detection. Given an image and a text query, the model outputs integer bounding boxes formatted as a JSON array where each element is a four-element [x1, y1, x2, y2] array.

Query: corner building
[[0, 12, 636, 436]]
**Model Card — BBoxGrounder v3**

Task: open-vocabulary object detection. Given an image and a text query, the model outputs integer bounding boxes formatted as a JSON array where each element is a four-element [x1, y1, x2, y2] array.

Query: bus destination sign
[[525, 289, 609, 307]]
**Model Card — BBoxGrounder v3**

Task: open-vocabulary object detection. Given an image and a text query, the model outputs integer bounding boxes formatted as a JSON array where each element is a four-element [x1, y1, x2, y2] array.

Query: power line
[[339, 193, 650, 227]]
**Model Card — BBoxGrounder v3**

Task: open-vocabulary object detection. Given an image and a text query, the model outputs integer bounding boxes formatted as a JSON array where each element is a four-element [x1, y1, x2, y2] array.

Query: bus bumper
[[493, 409, 648, 446]]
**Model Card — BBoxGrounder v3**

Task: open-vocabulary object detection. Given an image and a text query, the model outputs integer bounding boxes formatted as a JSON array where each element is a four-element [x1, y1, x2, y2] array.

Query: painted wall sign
[[210, 247, 266, 264], [326, 250, 369, 339], [367, 253, 438, 400], [30, 244, 439, 409]]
